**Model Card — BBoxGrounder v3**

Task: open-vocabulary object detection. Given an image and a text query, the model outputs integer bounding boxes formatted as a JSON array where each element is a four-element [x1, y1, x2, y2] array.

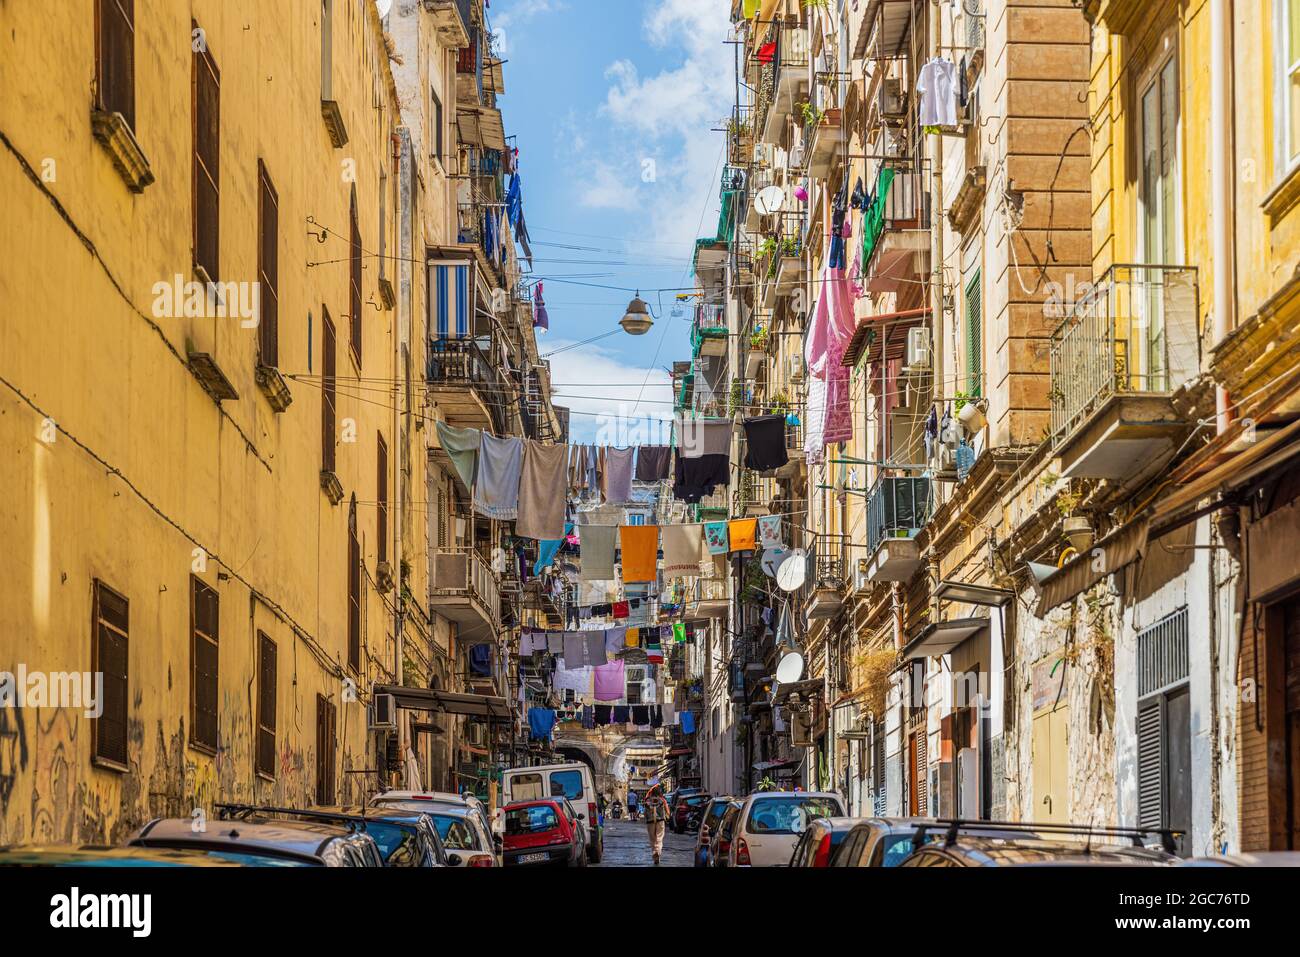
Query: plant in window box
[[749, 327, 769, 352], [798, 101, 825, 128]]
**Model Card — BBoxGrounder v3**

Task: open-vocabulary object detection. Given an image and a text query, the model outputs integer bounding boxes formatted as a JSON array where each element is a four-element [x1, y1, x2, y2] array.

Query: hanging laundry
[[473, 432, 523, 520], [728, 518, 758, 552], [593, 705, 613, 726], [533, 281, 549, 331], [506, 172, 523, 229], [672, 450, 729, 503], [625, 627, 640, 647], [469, 643, 493, 676], [546, 632, 565, 655], [528, 707, 556, 741], [553, 665, 593, 696], [562, 631, 607, 668], [516, 440, 568, 540], [917, 57, 959, 127], [581, 706, 594, 730], [703, 521, 730, 555], [587, 444, 601, 492], [631, 705, 650, 726], [579, 525, 618, 581], [850, 176, 867, 210], [677, 416, 731, 458], [434, 421, 480, 491], [612, 600, 630, 620], [593, 660, 626, 701], [661, 523, 706, 576], [680, 711, 696, 734], [756, 40, 777, 64], [612, 706, 631, 724], [533, 522, 573, 575], [662, 703, 676, 726], [568, 444, 589, 494], [673, 622, 686, 644], [604, 627, 627, 657], [619, 525, 659, 583], [758, 514, 784, 549], [634, 445, 672, 482], [602, 447, 635, 505], [742, 414, 789, 471]]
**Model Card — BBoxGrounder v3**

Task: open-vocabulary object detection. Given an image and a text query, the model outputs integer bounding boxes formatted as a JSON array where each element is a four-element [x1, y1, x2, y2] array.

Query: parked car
[[671, 793, 711, 834], [727, 791, 846, 867], [694, 796, 734, 868], [216, 804, 448, 867], [501, 799, 587, 867], [788, 816, 858, 867], [667, 786, 704, 826], [501, 762, 603, 863], [0, 845, 249, 867], [371, 789, 494, 844], [707, 801, 743, 868], [1180, 852, 1300, 866], [127, 818, 382, 866], [370, 799, 499, 867], [897, 821, 1179, 867], [831, 817, 1029, 868]]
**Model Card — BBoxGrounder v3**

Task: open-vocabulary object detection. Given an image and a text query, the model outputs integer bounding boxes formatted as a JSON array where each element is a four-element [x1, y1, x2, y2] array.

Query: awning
[[842, 307, 930, 366], [373, 685, 513, 720], [752, 758, 801, 772], [1032, 518, 1150, 618], [456, 107, 506, 152], [772, 678, 823, 704], [1152, 417, 1300, 530], [902, 616, 987, 660]]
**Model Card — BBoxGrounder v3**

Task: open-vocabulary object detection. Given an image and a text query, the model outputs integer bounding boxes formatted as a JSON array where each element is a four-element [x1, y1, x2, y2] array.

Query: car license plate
[[518, 852, 547, 864]]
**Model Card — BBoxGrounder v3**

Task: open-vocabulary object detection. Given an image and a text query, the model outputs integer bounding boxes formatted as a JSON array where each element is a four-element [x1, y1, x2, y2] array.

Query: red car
[[501, 799, 588, 868]]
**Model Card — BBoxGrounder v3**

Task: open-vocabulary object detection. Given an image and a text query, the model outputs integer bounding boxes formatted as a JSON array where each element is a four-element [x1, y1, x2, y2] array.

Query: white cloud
[[542, 339, 675, 445], [493, 0, 566, 55]]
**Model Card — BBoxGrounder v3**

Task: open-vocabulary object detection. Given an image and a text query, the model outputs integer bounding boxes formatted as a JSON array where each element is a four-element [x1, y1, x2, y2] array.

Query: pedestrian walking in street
[[643, 785, 670, 865], [627, 789, 639, 821]]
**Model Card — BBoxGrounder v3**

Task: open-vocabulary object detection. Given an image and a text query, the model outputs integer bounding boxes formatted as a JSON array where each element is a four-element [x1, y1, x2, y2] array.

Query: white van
[[502, 762, 603, 863]]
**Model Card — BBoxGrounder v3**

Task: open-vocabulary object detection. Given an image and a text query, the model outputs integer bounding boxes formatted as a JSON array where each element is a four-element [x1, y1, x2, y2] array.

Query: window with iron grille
[[349, 186, 362, 364], [256, 632, 277, 779], [321, 306, 337, 473], [377, 432, 388, 566], [348, 495, 361, 670], [626, 666, 646, 704], [316, 694, 337, 805], [190, 576, 219, 753], [872, 719, 887, 815], [257, 160, 279, 366], [92, 580, 129, 769], [191, 25, 220, 281], [95, 0, 135, 129], [965, 268, 982, 398]]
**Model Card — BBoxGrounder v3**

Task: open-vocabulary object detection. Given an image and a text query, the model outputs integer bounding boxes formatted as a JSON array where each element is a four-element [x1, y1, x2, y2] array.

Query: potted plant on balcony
[[954, 391, 988, 432]]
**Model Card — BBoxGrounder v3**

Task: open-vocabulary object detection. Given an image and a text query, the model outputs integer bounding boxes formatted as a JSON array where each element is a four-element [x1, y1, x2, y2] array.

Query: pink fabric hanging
[[805, 260, 857, 460], [593, 659, 626, 702]]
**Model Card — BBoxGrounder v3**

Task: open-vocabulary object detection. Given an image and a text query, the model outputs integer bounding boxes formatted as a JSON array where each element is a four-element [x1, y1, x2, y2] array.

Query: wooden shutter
[[322, 307, 337, 473], [377, 433, 388, 565], [349, 187, 362, 364], [192, 29, 220, 280], [256, 632, 277, 778], [257, 160, 279, 367], [348, 497, 361, 670], [96, 0, 135, 129], [1136, 696, 1164, 829], [190, 577, 220, 752], [316, 694, 336, 805], [872, 719, 887, 815], [92, 580, 129, 768], [965, 269, 982, 398], [915, 731, 929, 815]]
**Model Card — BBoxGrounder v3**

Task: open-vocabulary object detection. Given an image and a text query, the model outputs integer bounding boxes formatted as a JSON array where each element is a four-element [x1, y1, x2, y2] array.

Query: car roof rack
[[214, 803, 376, 831], [909, 818, 1182, 855]]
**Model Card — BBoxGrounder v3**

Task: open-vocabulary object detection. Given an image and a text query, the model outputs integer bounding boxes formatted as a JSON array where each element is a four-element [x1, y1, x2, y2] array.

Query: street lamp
[[619, 294, 654, 336]]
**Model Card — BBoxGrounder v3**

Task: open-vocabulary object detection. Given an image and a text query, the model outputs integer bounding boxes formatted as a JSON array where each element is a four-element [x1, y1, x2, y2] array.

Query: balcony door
[[1137, 52, 1179, 393]]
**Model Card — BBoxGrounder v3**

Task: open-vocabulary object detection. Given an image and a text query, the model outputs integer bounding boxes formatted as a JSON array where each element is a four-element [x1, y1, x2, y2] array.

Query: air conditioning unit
[[854, 558, 872, 592], [904, 327, 931, 371], [787, 353, 805, 381], [368, 692, 397, 731], [879, 77, 905, 119], [432, 552, 469, 590]]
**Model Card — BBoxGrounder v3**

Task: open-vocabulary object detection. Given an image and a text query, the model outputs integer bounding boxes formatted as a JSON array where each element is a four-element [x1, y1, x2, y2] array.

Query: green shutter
[[965, 270, 982, 398]]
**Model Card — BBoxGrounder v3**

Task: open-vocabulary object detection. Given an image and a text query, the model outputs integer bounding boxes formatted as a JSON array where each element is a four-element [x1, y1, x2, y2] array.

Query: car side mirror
[[577, 813, 585, 821], [447, 853, 464, 867], [493, 835, 503, 849]]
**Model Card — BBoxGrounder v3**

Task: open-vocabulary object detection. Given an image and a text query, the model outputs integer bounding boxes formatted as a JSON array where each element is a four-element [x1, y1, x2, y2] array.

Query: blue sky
[[487, 0, 734, 443]]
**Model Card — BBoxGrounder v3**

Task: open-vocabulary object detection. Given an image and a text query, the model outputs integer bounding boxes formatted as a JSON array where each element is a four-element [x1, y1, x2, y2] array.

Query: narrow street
[[595, 819, 694, 868]]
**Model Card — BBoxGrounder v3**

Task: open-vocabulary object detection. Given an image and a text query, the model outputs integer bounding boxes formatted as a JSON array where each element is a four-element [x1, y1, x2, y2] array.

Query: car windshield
[[684, 796, 709, 807], [745, 797, 843, 836], [881, 833, 925, 867], [140, 843, 317, 866], [549, 770, 584, 801], [431, 814, 481, 850], [505, 805, 559, 834]]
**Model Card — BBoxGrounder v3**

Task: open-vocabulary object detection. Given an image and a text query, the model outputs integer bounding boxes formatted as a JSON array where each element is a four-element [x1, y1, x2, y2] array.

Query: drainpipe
[[1210, 0, 1235, 434], [928, 0, 945, 424]]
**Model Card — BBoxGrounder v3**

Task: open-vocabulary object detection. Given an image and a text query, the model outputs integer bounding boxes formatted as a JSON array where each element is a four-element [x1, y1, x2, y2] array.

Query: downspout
[[394, 127, 411, 779], [1210, 0, 1235, 434], [928, 0, 945, 428]]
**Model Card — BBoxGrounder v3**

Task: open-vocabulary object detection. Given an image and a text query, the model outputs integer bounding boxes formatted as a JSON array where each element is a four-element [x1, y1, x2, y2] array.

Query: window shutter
[[192, 32, 221, 280], [322, 308, 336, 473], [965, 269, 982, 398], [348, 496, 361, 670], [872, 719, 887, 815], [93, 581, 130, 767], [97, 0, 136, 129], [1136, 697, 1164, 829], [190, 578, 220, 751], [349, 187, 363, 364], [377, 433, 388, 565], [915, 732, 929, 815], [257, 161, 279, 367], [256, 632, 277, 778]]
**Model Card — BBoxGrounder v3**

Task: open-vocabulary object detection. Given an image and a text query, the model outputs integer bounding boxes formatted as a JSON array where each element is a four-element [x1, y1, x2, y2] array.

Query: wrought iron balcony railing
[[866, 476, 931, 555], [1048, 263, 1201, 445]]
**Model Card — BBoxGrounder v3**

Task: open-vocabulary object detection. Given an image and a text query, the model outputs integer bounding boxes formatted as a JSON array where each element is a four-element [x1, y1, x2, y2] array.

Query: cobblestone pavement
[[595, 818, 695, 867]]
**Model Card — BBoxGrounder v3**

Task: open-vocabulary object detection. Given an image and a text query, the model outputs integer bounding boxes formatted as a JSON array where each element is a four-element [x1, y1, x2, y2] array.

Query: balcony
[[690, 578, 730, 620], [430, 546, 500, 636], [805, 108, 845, 180], [1048, 264, 1201, 480], [427, 336, 506, 432], [863, 476, 930, 583], [427, 0, 471, 48], [807, 537, 846, 620], [775, 419, 806, 479], [754, 25, 810, 146], [861, 160, 930, 294]]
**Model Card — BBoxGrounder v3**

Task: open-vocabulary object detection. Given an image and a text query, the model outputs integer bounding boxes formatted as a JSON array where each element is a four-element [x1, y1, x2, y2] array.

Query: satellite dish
[[374, 0, 394, 17], [776, 651, 805, 684], [775, 549, 807, 592], [754, 185, 786, 216], [761, 545, 791, 578]]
